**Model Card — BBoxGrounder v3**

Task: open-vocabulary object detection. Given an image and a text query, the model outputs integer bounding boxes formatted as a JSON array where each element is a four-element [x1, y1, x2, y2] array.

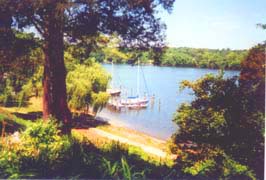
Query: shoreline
[[73, 115, 173, 159], [93, 115, 168, 150], [0, 97, 170, 151], [95, 113, 170, 142], [102, 62, 241, 71]]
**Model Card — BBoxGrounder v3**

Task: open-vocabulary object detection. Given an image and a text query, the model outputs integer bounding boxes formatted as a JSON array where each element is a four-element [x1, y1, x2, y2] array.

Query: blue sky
[[157, 0, 266, 49]]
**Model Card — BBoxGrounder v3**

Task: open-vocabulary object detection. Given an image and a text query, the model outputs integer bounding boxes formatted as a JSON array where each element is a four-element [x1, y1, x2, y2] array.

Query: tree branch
[[31, 20, 44, 36]]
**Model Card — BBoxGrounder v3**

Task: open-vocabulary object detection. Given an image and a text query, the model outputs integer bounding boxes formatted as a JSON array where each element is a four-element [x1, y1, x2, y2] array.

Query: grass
[[0, 97, 41, 134], [0, 108, 33, 134], [0, 97, 42, 114]]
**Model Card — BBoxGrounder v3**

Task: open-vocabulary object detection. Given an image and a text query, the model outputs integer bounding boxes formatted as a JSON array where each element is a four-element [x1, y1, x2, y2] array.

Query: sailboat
[[121, 59, 149, 109], [106, 60, 121, 96]]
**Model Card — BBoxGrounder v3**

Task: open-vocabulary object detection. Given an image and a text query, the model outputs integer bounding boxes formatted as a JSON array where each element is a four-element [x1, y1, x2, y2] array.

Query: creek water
[[97, 64, 239, 140]]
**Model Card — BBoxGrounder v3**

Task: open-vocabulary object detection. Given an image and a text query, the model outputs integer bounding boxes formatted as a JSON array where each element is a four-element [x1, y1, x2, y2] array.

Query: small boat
[[120, 59, 149, 109], [107, 88, 121, 96], [107, 98, 125, 110], [121, 96, 149, 105], [127, 103, 148, 109]]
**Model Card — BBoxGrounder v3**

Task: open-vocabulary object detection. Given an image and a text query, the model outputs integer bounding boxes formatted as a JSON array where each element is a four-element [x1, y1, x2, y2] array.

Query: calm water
[[97, 64, 239, 140]]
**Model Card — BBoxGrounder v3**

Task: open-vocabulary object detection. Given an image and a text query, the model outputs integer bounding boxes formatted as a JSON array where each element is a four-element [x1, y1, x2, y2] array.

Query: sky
[[157, 0, 266, 50]]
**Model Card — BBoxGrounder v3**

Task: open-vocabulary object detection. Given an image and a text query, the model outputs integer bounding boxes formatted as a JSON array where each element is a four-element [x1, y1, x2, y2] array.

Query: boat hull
[[107, 89, 121, 96]]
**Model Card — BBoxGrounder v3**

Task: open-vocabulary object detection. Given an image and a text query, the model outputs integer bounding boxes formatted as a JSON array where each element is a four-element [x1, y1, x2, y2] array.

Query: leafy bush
[[177, 147, 255, 180], [0, 79, 17, 106], [1, 118, 179, 179], [66, 63, 110, 114], [0, 119, 71, 178], [91, 91, 110, 113], [17, 67, 43, 106], [0, 110, 32, 133], [172, 72, 264, 179], [101, 156, 145, 179], [0, 42, 43, 107]]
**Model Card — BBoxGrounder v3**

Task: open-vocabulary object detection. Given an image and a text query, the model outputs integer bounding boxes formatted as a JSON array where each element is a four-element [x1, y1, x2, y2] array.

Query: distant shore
[[102, 61, 242, 71]]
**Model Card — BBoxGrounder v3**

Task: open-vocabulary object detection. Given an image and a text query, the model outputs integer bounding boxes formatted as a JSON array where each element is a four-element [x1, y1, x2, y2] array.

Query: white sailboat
[[121, 59, 149, 109]]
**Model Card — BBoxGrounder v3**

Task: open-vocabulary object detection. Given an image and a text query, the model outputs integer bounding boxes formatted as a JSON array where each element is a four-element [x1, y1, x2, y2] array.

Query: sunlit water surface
[[97, 64, 239, 140]]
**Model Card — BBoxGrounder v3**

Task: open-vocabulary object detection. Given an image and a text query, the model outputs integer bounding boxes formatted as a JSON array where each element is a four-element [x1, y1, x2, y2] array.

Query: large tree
[[1, 0, 174, 129]]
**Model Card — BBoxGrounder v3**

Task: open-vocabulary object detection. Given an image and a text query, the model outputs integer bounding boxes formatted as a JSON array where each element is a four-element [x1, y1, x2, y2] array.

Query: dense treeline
[[86, 44, 248, 70], [160, 47, 247, 69], [64, 35, 248, 70]]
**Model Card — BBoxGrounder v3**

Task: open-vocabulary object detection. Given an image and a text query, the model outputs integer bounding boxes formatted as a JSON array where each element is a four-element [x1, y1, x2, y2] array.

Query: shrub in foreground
[[0, 118, 180, 179], [0, 119, 71, 178], [172, 72, 264, 179]]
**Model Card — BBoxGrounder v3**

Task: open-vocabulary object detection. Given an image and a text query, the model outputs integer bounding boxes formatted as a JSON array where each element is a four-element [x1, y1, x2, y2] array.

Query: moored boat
[[127, 102, 148, 109], [121, 96, 149, 105], [107, 88, 121, 96]]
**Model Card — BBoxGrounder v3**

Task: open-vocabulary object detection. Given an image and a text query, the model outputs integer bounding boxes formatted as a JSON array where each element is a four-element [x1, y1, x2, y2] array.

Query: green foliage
[[102, 157, 119, 178], [0, 109, 32, 134], [101, 156, 145, 180], [64, 51, 79, 72], [177, 146, 255, 179], [0, 118, 71, 178], [66, 63, 110, 113], [72, 34, 248, 69], [101, 35, 131, 63], [172, 44, 265, 178], [87, 45, 247, 69], [0, 43, 43, 107], [91, 91, 110, 113], [0, 116, 184, 179], [183, 159, 215, 176], [18, 67, 43, 107], [172, 70, 264, 178], [161, 47, 247, 69], [0, 79, 16, 106], [103, 47, 130, 63], [121, 156, 132, 179]]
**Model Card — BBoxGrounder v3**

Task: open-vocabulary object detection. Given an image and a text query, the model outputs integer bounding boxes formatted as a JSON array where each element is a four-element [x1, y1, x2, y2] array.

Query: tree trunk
[[42, 10, 71, 133], [0, 11, 15, 72]]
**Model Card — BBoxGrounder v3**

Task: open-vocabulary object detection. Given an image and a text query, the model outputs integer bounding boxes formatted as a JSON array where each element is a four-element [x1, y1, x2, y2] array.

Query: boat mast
[[137, 58, 140, 96], [111, 60, 114, 88]]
